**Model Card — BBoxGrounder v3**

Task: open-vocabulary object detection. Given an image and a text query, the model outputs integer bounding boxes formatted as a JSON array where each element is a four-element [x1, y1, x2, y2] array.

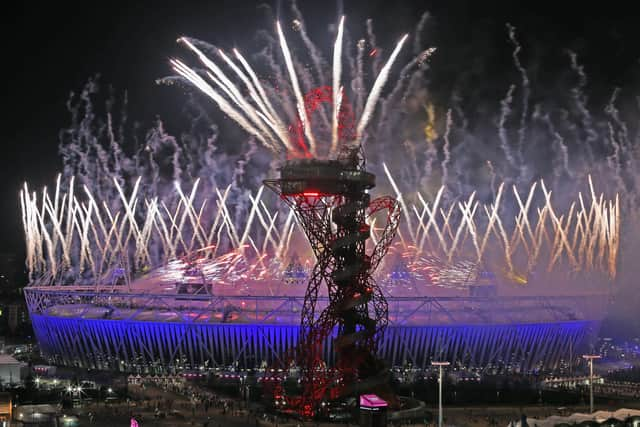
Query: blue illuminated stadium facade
[[25, 288, 602, 373]]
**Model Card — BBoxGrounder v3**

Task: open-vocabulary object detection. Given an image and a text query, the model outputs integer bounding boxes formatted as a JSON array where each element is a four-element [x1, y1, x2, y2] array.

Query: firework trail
[[356, 34, 409, 145], [441, 109, 453, 189], [538, 111, 573, 187], [507, 23, 530, 181], [498, 84, 519, 176], [413, 12, 430, 55], [276, 20, 319, 154], [290, 1, 327, 88], [331, 16, 345, 153], [567, 50, 596, 165], [366, 19, 382, 76], [353, 38, 366, 118]]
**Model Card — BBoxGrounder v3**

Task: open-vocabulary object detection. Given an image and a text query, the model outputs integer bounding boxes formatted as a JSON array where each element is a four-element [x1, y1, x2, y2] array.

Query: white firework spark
[[171, 17, 410, 158], [21, 175, 619, 289]]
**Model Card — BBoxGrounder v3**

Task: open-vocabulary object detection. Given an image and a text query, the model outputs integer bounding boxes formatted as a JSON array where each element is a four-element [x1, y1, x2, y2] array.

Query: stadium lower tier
[[25, 288, 603, 373], [30, 315, 595, 373]]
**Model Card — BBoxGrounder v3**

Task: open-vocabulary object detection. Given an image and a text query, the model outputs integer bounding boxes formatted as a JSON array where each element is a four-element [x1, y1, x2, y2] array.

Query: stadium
[[26, 289, 603, 373], [20, 14, 620, 382]]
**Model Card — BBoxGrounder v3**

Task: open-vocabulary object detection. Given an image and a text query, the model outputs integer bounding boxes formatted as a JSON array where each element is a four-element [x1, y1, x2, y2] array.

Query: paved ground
[[75, 384, 258, 427], [67, 384, 640, 427], [73, 404, 638, 427]]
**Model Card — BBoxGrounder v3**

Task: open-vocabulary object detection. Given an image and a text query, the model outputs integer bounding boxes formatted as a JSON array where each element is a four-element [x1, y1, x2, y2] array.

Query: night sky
[[2, 0, 639, 258]]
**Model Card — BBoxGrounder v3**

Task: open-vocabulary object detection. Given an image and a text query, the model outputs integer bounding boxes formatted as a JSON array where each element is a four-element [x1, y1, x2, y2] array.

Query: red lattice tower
[[265, 140, 400, 415]]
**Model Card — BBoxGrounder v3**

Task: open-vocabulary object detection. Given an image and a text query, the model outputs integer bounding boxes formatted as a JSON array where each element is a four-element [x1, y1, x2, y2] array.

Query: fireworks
[[23, 10, 631, 296], [21, 173, 619, 289], [171, 17, 419, 158]]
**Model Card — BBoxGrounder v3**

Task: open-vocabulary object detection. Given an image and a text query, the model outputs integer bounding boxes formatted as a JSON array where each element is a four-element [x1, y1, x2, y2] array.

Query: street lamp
[[239, 375, 249, 407], [582, 354, 601, 414], [432, 361, 450, 427]]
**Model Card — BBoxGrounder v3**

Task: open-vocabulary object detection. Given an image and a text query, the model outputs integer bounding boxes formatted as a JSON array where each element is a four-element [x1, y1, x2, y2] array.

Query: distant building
[[32, 364, 57, 376], [0, 354, 23, 385], [6, 303, 28, 334], [13, 404, 60, 425], [0, 392, 12, 425], [0, 253, 19, 286]]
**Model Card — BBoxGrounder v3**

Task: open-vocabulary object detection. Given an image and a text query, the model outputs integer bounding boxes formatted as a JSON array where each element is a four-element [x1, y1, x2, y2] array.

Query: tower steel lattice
[[264, 147, 400, 416]]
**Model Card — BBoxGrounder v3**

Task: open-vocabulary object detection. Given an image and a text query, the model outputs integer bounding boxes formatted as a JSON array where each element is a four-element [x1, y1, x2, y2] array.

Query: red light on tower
[[302, 191, 320, 197]]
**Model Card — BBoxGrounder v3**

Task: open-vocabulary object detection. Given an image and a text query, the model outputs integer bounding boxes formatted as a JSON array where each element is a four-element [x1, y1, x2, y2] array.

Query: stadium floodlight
[[432, 361, 450, 427], [582, 354, 601, 414]]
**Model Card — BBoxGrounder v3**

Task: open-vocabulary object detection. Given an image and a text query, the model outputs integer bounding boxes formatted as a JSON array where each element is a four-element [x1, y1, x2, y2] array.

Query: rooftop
[[0, 354, 20, 365]]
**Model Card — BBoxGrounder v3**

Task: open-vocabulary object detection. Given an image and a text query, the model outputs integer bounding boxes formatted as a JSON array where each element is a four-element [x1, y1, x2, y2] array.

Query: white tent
[[511, 408, 640, 427]]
